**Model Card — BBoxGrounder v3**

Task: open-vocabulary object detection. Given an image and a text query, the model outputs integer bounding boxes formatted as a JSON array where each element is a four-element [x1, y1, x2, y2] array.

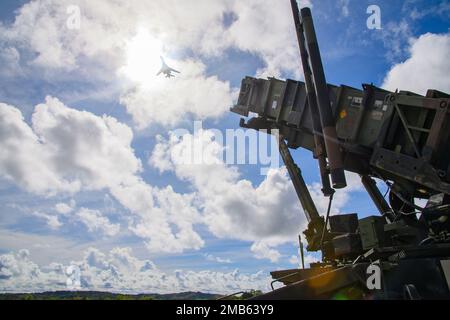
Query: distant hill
[[0, 291, 222, 300]]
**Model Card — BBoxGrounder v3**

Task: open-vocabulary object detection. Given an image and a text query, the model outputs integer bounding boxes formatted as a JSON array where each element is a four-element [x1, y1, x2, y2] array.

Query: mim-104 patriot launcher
[[230, 1, 450, 299]]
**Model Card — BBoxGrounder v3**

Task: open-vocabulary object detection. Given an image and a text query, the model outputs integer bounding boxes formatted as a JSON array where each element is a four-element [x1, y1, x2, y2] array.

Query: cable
[[389, 187, 425, 212], [320, 192, 334, 250], [375, 174, 426, 214], [419, 237, 435, 246], [383, 184, 391, 199]]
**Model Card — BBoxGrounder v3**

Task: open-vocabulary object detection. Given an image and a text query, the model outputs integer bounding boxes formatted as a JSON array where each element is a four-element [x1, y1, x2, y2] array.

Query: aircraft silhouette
[[157, 56, 180, 78]]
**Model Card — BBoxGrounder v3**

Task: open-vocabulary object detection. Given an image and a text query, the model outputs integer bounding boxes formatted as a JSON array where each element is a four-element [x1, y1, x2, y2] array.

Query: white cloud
[[0, 0, 366, 263], [0, 101, 80, 195], [288, 252, 317, 268], [0, 98, 203, 253], [338, 0, 350, 17], [150, 129, 357, 261], [344, 171, 364, 192], [0, 46, 23, 77], [1, 0, 129, 71], [76, 208, 120, 237], [32, 211, 62, 230], [127, 185, 204, 253], [0, 249, 51, 290], [1, 0, 303, 71], [55, 200, 76, 215], [406, 2, 450, 21], [376, 20, 414, 63], [0, 248, 271, 294], [0, 97, 141, 195], [120, 60, 234, 128], [204, 253, 232, 264], [151, 130, 302, 243], [289, 255, 299, 265], [150, 135, 175, 173], [0, 0, 308, 127], [251, 241, 282, 263], [225, 0, 301, 78], [382, 32, 450, 95]]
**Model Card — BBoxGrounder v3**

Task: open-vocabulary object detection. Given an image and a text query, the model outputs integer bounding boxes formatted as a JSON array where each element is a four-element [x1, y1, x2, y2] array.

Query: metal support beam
[[361, 175, 396, 222], [290, 0, 334, 196], [299, 7, 347, 189], [279, 137, 321, 224]]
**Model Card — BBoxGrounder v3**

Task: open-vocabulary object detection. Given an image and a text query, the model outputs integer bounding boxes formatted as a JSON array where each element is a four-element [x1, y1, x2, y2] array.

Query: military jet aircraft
[[157, 56, 180, 78]]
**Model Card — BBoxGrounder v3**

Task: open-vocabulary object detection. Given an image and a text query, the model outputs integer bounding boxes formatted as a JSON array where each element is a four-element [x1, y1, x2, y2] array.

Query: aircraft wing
[[169, 68, 180, 74]]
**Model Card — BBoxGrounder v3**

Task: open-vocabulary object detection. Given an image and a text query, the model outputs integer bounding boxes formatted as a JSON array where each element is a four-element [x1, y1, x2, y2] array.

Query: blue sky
[[0, 0, 449, 293]]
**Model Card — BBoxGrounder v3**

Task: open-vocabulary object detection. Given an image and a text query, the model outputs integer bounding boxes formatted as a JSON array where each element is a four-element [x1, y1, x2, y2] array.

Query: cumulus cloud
[[1, 0, 131, 71], [55, 200, 76, 215], [76, 208, 120, 237], [0, 248, 271, 294], [251, 241, 282, 263], [0, 0, 308, 127], [0, 101, 80, 194], [0, 0, 365, 264], [0, 249, 66, 292], [1, 0, 303, 76], [0, 97, 141, 195], [226, 0, 313, 77], [151, 130, 303, 242], [0, 98, 203, 253], [127, 185, 204, 253], [31, 211, 62, 230], [33, 98, 143, 191], [120, 60, 234, 128], [382, 32, 450, 95], [288, 252, 317, 268], [224, 0, 302, 78], [0, 46, 23, 77], [204, 253, 232, 264], [149, 128, 358, 261]]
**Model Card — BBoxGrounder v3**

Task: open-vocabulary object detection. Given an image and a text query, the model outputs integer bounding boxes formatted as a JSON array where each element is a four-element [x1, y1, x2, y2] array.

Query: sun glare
[[122, 29, 164, 87]]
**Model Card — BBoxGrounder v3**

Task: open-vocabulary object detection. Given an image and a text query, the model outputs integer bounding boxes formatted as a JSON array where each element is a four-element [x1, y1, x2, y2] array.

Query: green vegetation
[[0, 291, 222, 300]]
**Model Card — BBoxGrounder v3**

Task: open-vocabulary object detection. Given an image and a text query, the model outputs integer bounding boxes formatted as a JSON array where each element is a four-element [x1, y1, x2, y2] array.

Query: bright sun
[[122, 29, 164, 87]]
